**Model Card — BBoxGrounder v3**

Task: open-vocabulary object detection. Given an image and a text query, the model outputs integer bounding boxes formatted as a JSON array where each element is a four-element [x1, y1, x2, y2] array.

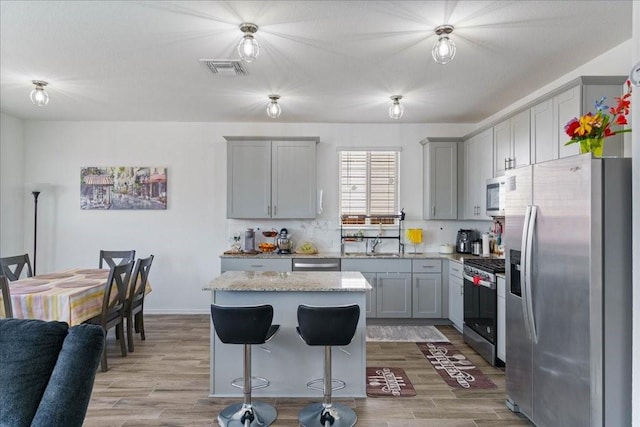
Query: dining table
[[0, 268, 151, 326]]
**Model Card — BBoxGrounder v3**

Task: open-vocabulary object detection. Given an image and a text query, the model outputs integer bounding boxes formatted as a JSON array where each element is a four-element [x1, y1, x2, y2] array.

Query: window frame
[[338, 148, 401, 226]]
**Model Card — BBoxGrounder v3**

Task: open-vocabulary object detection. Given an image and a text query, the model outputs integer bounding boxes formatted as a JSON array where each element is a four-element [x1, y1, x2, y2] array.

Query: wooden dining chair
[[0, 254, 33, 281], [85, 261, 134, 372], [1, 275, 13, 318], [125, 255, 154, 352], [99, 250, 136, 269]]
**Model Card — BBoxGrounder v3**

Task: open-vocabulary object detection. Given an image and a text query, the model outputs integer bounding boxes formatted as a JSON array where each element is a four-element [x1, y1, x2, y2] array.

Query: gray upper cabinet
[[493, 109, 530, 177], [532, 78, 627, 163], [423, 140, 458, 220], [461, 128, 493, 220], [226, 138, 317, 219]]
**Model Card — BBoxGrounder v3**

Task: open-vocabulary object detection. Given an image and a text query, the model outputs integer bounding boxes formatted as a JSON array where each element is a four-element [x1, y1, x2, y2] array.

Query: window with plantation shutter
[[339, 150, 400, 225]]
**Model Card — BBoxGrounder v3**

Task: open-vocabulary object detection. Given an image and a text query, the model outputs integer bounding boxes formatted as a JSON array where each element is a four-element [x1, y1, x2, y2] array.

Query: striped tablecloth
[[1, 268, 151, 326]]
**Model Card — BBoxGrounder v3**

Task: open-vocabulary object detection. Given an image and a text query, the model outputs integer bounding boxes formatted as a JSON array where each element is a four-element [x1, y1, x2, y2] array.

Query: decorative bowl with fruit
[[258, 242, 277, 253]]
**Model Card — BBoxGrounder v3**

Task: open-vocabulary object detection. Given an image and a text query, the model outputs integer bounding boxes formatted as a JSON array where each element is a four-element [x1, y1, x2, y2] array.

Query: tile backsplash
[[228, 218, 498, 253]]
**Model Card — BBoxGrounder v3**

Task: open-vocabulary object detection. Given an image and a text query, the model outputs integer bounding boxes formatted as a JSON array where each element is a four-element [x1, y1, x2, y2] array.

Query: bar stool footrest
[[231, 376, 270, 391], [306, 378, 346, 393]]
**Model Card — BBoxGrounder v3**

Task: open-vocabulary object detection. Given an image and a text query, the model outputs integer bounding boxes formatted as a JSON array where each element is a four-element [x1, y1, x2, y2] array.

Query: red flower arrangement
[[564, 80, 632, 155]]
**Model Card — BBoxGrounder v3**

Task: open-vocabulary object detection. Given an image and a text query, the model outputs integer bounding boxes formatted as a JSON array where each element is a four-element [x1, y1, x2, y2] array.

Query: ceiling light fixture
[[432, 25, 456, 65], [238, 23, 260, 63], [388, 95, 404, 119], [30, 80, 49, 107], [266, 94, 281, 119]]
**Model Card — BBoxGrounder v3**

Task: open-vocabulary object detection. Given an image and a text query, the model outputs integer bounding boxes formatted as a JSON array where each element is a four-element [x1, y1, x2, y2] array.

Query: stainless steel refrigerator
[[504, 154, 632, 427]]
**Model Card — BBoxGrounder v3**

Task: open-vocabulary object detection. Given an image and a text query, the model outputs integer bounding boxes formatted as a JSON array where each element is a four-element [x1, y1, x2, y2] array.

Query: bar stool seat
[[210, 304, 280, 427], [296, 304, 360, 427]]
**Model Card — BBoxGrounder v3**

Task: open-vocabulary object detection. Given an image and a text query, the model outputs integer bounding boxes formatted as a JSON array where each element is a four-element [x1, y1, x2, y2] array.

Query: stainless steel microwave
[[486, 177, 505, 217]]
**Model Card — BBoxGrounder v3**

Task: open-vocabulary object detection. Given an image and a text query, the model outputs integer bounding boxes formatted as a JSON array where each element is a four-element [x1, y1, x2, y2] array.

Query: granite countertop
[[204, 271, 372, 292], [220, 251, 504, 263]]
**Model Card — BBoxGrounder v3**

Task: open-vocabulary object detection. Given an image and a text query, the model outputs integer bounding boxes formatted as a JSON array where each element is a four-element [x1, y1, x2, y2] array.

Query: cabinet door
[[461, 138, 478, 219], [412, 273, 442, 318], [475, 129, 494, 219], [555, 86, 581, 159], [531, 99, 554, 164], [271, 141, 316, 219], [448, 273, 464, 332], [423, 142, 457, 220], [493, 120, 511, 177], [362, 272, 377, 318], [511, 109, 531, 169], [227, 141, 271, 218], [376, 273, 411, 318]]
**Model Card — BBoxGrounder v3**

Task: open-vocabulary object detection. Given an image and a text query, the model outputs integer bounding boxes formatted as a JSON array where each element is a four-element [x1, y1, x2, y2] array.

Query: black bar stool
[[210, 304, 280, 427], [296, 304, 360, 427]]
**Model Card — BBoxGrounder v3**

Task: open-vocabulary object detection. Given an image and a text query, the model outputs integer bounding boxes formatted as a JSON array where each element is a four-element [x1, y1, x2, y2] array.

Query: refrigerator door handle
[[525, 205, 538, 343], [520, 205, 533, 340]]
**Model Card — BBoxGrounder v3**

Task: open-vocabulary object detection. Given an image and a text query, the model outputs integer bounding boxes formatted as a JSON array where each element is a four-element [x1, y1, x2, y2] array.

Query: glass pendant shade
[[389, 95, 404, 119], [267, 95, 281, 119], [432, 36, 456, 64], [237, 23, 260, 63], [30, 81, 49, 107], [432, 25, 456, 65], [238, 35, 259, 62]]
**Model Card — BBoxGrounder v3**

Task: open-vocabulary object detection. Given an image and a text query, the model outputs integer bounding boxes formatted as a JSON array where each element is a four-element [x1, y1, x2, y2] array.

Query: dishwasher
[[292, 258, 341, 271]]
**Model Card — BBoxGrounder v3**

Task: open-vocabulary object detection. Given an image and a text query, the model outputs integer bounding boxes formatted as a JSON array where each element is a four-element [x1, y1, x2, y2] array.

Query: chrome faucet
[[370, 235, 382, 253]]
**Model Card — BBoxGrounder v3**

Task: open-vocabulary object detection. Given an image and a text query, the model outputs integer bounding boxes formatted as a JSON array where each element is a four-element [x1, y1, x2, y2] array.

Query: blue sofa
[[0, 318, 105, 427]]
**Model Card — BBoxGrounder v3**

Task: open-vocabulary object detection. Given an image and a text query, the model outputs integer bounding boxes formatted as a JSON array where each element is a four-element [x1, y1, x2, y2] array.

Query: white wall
[[21, 121, 473, 313], [0, 113, 25, 257]]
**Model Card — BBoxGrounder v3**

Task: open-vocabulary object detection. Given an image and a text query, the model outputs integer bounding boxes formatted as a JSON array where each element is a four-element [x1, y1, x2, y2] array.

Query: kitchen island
[[203, 271, 371, 398]]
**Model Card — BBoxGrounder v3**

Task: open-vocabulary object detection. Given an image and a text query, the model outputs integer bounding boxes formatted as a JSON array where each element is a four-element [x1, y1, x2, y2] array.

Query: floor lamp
[[32, 191, 40, 275]]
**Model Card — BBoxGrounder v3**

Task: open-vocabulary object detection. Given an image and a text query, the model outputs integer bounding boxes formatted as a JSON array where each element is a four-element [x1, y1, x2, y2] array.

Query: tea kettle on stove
[[276, 228, 292, 254]]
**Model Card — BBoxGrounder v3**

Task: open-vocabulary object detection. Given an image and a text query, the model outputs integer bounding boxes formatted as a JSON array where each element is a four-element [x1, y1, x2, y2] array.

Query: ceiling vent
[[200, 59, 247, 76]]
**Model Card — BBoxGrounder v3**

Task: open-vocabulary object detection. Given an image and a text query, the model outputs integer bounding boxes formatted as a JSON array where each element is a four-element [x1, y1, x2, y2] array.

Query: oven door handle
[[463, 273, 495, 290]]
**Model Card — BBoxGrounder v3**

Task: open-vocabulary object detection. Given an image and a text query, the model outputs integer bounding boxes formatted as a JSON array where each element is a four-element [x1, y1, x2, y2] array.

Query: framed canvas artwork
[[81, 167, 167, 210]]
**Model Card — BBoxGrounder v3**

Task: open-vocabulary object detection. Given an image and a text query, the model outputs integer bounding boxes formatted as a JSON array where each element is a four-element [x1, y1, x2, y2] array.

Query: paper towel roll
[[482, 233, 490, 256]]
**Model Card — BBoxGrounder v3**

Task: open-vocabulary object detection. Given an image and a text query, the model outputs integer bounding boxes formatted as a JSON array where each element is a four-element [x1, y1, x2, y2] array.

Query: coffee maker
[[456, 229, 475, 254], [242, 228, 255, 253]]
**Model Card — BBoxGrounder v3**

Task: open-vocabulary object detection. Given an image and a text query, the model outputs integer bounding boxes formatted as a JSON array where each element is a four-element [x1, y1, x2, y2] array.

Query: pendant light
[[432, 25, 456, 65], [30, 80, 49, 107], [388, 95, 404, 119], [238, 23, 260, 63], [266, 95, 281, 119]]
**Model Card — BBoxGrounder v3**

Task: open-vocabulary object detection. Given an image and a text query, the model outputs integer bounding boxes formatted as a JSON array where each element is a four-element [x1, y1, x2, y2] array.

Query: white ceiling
[[0, 1, 633, 124]]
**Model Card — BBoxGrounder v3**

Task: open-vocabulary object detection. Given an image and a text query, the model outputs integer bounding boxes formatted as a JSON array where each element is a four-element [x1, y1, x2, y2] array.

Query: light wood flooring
[[85, 315, 533, 426]]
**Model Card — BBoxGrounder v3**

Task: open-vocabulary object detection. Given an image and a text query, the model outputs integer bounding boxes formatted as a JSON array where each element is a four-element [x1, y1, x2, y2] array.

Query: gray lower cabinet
[[377, 273, 412, 318], [448, 260, 464, 332], [220, 257, 292, 273], [412, 259, 442, 318], [341, 258, 412, 319], [412, 273, 441, 318]]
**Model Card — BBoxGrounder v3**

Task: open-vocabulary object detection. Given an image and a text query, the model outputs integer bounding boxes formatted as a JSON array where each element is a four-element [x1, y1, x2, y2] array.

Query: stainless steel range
[[462, 257, 505, 367]]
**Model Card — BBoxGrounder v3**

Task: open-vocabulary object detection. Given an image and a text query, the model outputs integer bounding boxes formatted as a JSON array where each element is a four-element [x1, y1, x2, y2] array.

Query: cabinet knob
[[432, 206, 436, 216], [273, 205, 277, 216], [504, 158, 509, 170], [267, 205, 271, 215]]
